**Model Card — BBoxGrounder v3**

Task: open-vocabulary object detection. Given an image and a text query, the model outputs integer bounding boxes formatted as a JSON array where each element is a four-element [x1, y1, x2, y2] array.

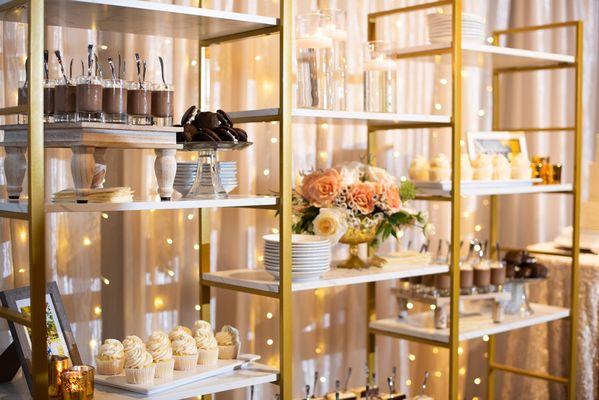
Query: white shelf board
[[228, 108, 451, 127], [417, 183, 572, 197], [0, 0, 278, 41], [203, 262, 449, 293], [389, 42, 575, 69], [0, 195, 277, 215], [0, 363, 278, 400], [369, 303, 570, 343]]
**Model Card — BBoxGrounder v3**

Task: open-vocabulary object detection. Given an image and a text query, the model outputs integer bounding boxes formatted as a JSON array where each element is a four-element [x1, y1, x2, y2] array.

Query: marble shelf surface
[[369, 303, 570, 342], [203, 262, 449, 293], [0, 363, 278, 400]]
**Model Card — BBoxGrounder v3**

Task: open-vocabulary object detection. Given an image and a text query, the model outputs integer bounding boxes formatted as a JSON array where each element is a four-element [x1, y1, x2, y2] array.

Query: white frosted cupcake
[[510, 153, 532, 179], [472, 154, 493, 180], [146, 331, 174, 379], [492, 154, 511, 180], [168, 325, 192, 341], [461, 154, 473, 181], [429, 153, 451, 181], [194, 322, 219, 366], [408, 156, 430, 181], [123, 335, 155, 384], [170, 331, 198, 371], [215, 325, 240, 360], [95, 339, 125, 375]]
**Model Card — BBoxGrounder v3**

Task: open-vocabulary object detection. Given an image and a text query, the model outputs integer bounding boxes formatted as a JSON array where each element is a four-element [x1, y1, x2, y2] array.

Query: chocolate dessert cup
[[103, 79, 127, 124], [76, 76, 103, 122], [128, 81, 152, 125], [151, 83, 174, 126], [54, 78, 77, 122], [17, 80, 28, 124], [43, 79, 55, 122]]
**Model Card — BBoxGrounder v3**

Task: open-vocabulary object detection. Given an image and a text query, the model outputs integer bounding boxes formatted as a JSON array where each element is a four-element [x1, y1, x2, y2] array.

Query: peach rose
[[348, 182, 376, 214], [384, 184, 402, 213], [300, 169, 341, 207]]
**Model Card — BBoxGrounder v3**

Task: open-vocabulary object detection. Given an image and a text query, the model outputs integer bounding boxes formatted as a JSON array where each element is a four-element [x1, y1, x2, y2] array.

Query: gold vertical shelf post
[[278, 0, 293, 397], [28, 0, 48, 397]]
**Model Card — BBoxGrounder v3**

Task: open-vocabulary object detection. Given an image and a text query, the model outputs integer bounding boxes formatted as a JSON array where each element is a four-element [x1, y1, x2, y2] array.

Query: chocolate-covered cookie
[[180, 105, 197, 126], [216, 109, 233, 127], [504, 250, 526, 266], [179, 124, 198, 142], [193, 111, 220, 129], [196, 127, 221, 142], [232, 127, 248, 141], [213, 126, 237, 141]]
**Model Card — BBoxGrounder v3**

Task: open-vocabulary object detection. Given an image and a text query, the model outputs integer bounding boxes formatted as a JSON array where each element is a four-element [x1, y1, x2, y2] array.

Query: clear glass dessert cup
[[151, 83, 174, 126], [127, 81, 152, 125], [102, 79, 128, 124], [76, 75, 103, 122], [54, 77, 77, 123], [363, 40, 397, 113], [17, 80, 28, 124], [43, 78, 56, 123]]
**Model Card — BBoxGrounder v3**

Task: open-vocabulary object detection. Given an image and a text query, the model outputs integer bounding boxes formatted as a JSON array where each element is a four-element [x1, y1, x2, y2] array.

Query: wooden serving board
[[0, 123, 181, 149], [95, 354, 259, 395]]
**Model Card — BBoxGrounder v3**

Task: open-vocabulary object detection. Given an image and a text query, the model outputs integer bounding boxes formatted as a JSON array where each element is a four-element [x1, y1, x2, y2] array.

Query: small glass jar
[[127, 81, 152, 125], [102, 79, 128, 124], [17, 80, 28, 124], [490, 260, 507, 292], [43, 79, 55, 123], [151, 83, 174, 126], [54, 78, 77, 123], [76, 76, 103, 122]]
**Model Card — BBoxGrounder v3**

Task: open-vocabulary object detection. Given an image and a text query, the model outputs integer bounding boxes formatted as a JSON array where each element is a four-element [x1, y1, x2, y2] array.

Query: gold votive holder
[[61, 370, 87, 400], [553, 163, 563, 184], [48, 355, 70, 398], [69, 365, 95, 399]]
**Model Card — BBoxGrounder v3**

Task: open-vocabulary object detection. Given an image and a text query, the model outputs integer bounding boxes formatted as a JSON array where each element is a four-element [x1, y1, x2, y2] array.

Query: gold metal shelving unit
[[0, 0, 582, 399], [366, 1, 582, 399]]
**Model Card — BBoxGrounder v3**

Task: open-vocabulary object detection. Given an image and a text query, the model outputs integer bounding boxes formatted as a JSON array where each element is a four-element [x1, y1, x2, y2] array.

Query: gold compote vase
[[338, 223, 387, 269]]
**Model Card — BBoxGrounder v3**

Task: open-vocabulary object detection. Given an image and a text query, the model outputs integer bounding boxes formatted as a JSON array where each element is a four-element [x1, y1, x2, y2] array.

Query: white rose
[[335, 161, 363, 185], [423, 223, 436, 238], [365, 165, 396, 184], [313, 208, 348, 244]]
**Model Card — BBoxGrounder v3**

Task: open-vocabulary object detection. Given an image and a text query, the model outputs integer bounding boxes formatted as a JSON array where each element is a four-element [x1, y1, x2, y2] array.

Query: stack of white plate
[[174, 161, 238, 196], [426, 12, 486, 44], [263, 234, 331, 282]]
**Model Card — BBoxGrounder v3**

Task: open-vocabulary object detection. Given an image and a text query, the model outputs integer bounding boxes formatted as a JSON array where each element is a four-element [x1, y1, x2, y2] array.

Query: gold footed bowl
[[338, 224, 387, 269]]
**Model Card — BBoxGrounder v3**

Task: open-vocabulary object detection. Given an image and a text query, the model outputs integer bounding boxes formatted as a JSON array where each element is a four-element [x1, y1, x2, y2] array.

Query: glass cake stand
[[504, 278, 546, 317], [181, 141, 252, 198]]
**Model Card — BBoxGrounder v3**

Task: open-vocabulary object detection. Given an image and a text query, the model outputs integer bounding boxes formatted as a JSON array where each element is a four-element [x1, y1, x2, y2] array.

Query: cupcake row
[[409, 153, 532, 182], [95, 322, 240, 385], [19, 46, 174, 126]]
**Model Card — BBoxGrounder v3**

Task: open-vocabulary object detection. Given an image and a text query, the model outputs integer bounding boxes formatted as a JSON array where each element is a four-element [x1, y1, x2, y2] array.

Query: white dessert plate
[[95, 354, 260, 395], [265, 263, 330, 271], [264, 259, 330, 268]]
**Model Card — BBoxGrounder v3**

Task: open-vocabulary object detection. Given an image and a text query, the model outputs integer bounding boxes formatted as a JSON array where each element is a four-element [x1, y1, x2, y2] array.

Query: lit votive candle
[[70, 365, 95, 399], [61, 370, 86, 400], [48, 355, 70, 398]]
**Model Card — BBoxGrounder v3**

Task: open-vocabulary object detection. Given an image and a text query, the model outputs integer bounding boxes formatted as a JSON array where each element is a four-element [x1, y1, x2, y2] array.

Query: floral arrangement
[[293, 162, 433, 246]]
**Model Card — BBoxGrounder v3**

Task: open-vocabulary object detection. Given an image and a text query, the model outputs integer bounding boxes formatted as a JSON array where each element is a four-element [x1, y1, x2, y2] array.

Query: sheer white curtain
[[0, 0, 597, 399]]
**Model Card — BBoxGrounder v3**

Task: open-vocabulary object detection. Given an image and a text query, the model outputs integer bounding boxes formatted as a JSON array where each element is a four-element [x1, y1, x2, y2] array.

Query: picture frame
[[0, 281, 81, 394], [467, 131, 528, 160]]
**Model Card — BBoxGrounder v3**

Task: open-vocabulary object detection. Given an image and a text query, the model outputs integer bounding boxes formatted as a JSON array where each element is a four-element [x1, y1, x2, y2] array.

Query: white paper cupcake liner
[[125, 364, 156, 384], [197, 348, 219, 365], [174, 353, 199, 371]]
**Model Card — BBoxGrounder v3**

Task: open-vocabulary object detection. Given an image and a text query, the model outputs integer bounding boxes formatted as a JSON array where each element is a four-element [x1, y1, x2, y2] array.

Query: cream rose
[[312, 208, 348, 244], [335, 161, 363, 185], [365, 165, 396, 184]]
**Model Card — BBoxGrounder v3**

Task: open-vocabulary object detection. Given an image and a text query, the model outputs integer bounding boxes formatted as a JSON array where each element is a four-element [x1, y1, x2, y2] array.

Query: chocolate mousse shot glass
[[43, 79, 55, 123], [17, 80, 28, 124], [151, 83, 174, 126], [127, 81, 152, 125], [54, 78, 77, 122], [76, 75, 103, 122], [103, 79, 128, 124]]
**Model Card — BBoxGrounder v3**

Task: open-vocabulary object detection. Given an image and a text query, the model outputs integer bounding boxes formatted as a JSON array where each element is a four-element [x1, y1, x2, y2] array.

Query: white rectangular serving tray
[[95, 354, 259, 395], [414, 178, 541, 191]]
